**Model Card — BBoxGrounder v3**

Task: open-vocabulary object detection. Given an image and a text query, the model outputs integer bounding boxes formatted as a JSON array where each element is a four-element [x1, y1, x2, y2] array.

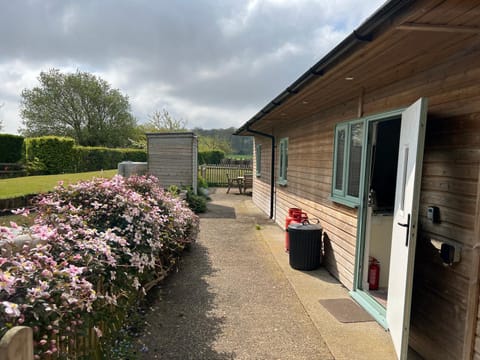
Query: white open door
[[386, 98, 428, 359]]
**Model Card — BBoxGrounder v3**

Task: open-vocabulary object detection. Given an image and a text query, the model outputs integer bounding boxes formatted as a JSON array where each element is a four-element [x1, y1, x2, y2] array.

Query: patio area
[[136, 188, 396, 359]]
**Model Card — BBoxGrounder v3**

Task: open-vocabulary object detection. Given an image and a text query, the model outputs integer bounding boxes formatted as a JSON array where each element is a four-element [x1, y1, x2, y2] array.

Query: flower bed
[[0, 175, 199, 358]]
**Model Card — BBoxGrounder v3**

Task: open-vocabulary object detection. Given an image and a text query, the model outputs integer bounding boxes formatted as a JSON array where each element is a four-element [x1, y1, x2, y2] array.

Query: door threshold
[[350, 289, 388, 330]]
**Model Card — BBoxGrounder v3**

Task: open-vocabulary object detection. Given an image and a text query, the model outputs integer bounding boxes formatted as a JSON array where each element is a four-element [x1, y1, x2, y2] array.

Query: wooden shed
[[147, 132, 198, 193], [235, 1, 480, 359]]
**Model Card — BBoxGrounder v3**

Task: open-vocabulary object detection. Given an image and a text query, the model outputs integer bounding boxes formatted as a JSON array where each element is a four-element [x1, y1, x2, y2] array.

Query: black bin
[[288, 222, 322, 270]]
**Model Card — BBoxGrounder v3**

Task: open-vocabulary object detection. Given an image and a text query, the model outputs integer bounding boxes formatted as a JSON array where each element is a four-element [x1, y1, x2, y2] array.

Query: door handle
[[397, 214, 411, 247]]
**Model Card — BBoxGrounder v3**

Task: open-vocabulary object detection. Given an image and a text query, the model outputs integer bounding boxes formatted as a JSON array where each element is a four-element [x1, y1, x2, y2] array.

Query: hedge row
[[75, 146, 146, 172], [0, 134, 24, 163], [24, 136, 146, 174], [198, 150, 225, 164], [25, 136, 76, 174]]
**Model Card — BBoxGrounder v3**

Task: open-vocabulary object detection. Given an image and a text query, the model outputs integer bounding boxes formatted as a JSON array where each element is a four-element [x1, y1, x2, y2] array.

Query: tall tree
[[192, 127, 252, 155], [145, 109, 187, 132], [20, 69, 137, 147], [198, 135, 232, 154]]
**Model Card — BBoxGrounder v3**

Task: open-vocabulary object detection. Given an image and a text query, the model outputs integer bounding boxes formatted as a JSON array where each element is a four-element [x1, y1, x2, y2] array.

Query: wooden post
[[0, 326, 34, 360]]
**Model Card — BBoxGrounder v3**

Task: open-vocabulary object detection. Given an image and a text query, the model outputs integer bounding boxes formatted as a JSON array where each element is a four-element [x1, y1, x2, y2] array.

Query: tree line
[[14, 68, 252, 155]]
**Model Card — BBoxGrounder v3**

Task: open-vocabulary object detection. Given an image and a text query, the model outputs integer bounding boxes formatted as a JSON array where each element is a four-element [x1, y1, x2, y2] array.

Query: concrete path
[[137, 189, 396, 359]]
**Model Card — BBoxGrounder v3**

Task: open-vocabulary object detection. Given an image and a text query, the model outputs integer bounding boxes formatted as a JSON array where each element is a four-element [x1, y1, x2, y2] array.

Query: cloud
[[0, 0, 385, 134]]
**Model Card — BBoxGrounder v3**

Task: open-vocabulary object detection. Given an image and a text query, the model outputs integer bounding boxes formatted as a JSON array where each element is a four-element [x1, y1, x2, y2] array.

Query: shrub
[[197, 174, 208, 189], [0, 134, 24, 163], [0, 175, 198, 358], [186, 190, 207, 213], [198, 150, 225, 164], [24, 136, 76, 174]]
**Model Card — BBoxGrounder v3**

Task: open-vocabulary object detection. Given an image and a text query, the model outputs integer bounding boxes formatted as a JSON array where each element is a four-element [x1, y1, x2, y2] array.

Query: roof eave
[[234, 0, 414, 136]]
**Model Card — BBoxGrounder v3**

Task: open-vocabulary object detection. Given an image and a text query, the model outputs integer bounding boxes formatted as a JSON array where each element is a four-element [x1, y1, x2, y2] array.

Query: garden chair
[[242, 174, 253, 194]]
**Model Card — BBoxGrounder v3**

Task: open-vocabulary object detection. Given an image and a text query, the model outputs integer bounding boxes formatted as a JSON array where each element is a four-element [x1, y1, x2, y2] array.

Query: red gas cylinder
[[285, 208, 301, 232], [285, 208, 308, 252], [368, 257, 380, 290]]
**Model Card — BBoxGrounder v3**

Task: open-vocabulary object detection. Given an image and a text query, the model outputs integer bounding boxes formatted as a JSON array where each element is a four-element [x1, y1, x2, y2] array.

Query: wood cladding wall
[[147, 134, 197, 189], [411, 116, 480, 360], [250, 41, 480, 358]]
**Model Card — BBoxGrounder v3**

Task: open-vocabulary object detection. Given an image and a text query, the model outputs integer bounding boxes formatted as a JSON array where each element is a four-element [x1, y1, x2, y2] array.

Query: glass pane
[[279, 139, 288, 180], [335, 129, 346, 190], [347, 122, 364, 197], [400, 147, 409, 212], [279, 141, 284, 179], [256, 145, 261, 174]]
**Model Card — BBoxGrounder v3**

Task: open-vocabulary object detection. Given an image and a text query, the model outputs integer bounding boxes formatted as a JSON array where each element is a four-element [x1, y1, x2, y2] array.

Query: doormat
[[319, 298, 374, 323]]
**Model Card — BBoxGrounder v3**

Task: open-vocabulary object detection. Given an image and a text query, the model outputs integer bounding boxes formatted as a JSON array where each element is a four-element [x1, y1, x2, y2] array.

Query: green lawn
[[0, 169, 117, 199]]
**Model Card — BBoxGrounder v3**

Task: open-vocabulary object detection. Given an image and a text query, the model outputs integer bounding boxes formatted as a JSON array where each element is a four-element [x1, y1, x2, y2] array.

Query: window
[[332, 120, 365, 207], [255, 144, 262, 177], [278, 137, 288, 185]]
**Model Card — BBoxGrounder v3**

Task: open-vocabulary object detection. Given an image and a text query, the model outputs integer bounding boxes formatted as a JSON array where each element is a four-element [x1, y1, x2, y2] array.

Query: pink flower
[[93, 326, 103, 338], [2, 301, 21, 317], [0, 271, 17, 294], [41, 269, 53, 278], [65, 264, 84, 277], [11, 208, 30, 217]]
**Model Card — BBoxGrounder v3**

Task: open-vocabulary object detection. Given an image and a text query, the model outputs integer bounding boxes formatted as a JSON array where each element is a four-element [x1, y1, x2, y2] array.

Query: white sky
[[0, 0, 385, 134]]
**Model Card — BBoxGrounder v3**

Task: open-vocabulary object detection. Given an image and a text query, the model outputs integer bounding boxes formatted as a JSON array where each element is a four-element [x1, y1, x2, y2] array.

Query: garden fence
[[199, 164, 252, 186]]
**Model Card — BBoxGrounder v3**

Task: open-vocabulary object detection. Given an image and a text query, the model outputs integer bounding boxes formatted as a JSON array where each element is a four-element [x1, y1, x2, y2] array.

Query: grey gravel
[[136, 189, 334, 360]]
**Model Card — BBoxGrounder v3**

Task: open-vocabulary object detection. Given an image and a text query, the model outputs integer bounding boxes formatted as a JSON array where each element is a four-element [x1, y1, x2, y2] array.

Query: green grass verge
[[0, 170, 118, 199]]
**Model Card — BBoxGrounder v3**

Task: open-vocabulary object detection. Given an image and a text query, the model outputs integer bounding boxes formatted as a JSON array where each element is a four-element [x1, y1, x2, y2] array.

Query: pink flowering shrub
[[0, 175, 199, 358]]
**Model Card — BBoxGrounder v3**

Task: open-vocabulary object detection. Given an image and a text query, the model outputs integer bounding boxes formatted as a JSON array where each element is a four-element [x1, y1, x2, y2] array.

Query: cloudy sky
[[0, 0, 385, 134]]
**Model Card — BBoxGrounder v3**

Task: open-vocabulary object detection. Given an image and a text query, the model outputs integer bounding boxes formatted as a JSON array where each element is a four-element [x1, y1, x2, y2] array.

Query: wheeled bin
[[288, 221, 323, 270]]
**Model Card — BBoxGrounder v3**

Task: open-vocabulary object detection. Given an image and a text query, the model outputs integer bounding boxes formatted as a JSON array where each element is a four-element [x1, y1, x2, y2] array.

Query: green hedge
[[25, 136, 76, 174], [0, 134, 24, 163], [198, 150, 225, 164], [74, 146, 147, 172], [24, 136, 147, 175]]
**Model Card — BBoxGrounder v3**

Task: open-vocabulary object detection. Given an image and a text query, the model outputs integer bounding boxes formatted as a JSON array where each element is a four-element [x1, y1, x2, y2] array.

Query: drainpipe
[[246, 126, 275, 219]]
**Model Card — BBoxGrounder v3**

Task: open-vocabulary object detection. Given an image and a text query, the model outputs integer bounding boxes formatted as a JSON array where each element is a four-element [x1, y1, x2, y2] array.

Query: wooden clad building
[[235, 1, 480, 359], [147, 132, 198, 193]]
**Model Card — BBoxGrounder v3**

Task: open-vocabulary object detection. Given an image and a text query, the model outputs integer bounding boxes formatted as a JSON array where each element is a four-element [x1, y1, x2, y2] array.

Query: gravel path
[[136, 189, 333, 360]]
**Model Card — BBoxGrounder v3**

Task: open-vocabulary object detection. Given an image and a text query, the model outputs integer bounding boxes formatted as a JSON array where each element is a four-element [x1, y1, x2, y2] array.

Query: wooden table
[[235, 176, 244, 193]]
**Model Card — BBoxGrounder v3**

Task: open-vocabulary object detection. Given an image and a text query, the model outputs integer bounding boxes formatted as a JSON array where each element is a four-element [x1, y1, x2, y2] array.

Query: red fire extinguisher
[[368, 257, 380, 291]]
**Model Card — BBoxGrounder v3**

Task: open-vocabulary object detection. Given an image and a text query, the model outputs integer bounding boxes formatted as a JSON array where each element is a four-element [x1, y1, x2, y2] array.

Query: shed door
[[386, 98, 427, 359]]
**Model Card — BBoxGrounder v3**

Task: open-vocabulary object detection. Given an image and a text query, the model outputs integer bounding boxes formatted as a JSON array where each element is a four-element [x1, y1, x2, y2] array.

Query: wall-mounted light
[[345, 76, 354, 81]]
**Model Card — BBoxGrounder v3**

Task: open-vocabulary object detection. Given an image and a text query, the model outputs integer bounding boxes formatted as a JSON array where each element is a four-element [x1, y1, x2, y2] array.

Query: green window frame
[[278, 137, 288, 185], [331, 119, 365, 207], [255, 143, 262, 177]]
